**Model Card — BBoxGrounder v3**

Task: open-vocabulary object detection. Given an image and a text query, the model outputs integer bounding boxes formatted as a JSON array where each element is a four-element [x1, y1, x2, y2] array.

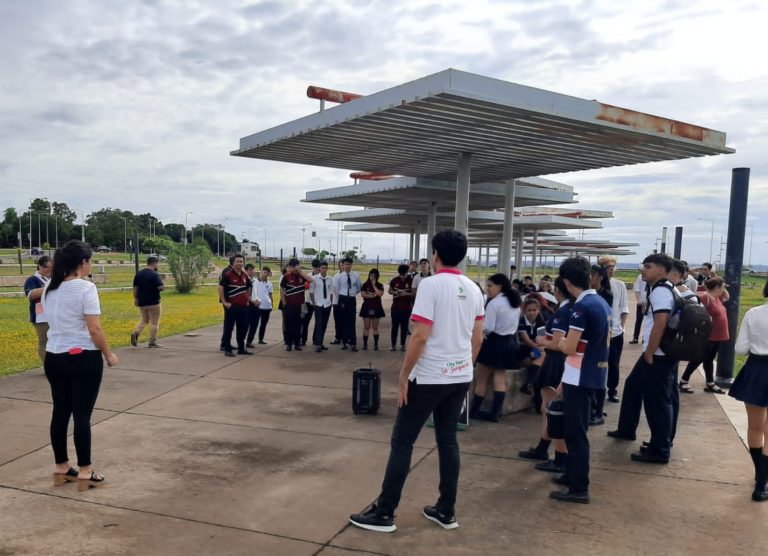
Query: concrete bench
[[472, 368, 532, 415]]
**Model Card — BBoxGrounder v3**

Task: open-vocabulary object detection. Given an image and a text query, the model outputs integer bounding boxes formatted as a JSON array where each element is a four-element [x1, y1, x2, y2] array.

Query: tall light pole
[[28, 201, 32, 251], [698, 218, 715, 263], [221, 217, 228, 257], [119, 215, 128, 252], [184, 211, 194, 247], [43, 197, 49, 247]]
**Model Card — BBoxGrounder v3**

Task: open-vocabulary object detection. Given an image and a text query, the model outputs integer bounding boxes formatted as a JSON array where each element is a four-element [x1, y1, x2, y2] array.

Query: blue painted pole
[[716, 168, 750, 386], [673, 226, 683, 259]]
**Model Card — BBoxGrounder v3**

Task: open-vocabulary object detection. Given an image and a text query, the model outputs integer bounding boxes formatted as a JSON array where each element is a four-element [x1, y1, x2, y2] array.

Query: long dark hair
[[487, 273, 522, 308], [46, 240, 92, 297]]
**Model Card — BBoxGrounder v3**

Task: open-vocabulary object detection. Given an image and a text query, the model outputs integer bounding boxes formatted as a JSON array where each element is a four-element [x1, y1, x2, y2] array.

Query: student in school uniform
[[389, 264, 414, 351], [247, 266, 273, 347], [310, 261, 333, 352], [359, 268, 385, 351], [332, 257, 363, 351]]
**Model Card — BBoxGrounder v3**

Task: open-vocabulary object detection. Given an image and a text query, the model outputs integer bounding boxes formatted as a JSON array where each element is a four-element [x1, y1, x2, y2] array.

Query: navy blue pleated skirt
[[477, 333, 521, 370], [729, 354, 768, 407]]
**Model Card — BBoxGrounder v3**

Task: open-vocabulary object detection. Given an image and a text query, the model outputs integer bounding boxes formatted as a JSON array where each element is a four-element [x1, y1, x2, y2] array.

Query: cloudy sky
[[1, 0, 766, 265]]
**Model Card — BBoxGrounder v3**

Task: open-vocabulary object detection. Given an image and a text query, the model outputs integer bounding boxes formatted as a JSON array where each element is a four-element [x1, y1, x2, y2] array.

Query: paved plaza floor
[[1, 306, 767, 555]]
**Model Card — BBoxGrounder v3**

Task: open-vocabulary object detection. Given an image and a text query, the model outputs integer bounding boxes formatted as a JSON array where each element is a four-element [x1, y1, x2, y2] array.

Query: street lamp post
[[119, 216, 128, 252], [184, 211, 194, 247], [698, 218, 715, 263]]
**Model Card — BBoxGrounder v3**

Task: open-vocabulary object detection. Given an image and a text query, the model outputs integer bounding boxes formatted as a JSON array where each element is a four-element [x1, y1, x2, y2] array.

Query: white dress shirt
[[483, 294, 521, 336], [736, 303, 768, 356], [633, 274, 647, 303], [332, 271, 362, 297], [310, 274, 333, 308], [609, 276, 630, 337]]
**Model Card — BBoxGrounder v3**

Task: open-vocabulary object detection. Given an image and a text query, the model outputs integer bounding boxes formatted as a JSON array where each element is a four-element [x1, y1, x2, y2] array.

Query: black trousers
[[44, 350, 103, 467], [246, 307, 271, 345], [607, 333, 624, 396], [643, 355, 676, 458], [300, 303, 314, 345], [283, 304, 302, 347], [390, 308, 411, 347], [563, 383, 593, 494], [312, 305, 332, 346], [681, 340, 720, 384], [632, 304, 644, 341], [222, 305, 248, 351], [377, 381, 470, 515], [671, 363, 680, 444], [338, 295, 357, 346], [332, 304, 342, 341]]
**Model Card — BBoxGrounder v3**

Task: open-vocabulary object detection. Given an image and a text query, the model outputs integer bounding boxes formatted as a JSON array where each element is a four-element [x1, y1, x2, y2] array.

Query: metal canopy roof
[[329, 209, 602, 232], [304, 177, 573, 210], [233, 68, 732, 182]]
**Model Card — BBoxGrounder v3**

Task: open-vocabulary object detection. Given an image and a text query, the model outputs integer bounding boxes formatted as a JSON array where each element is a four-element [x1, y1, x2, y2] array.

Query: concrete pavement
[[1, 307, 766, 555]]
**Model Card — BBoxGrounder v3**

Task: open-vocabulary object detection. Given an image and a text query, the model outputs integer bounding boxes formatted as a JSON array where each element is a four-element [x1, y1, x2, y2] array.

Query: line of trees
[[0, 199, 241, 255]]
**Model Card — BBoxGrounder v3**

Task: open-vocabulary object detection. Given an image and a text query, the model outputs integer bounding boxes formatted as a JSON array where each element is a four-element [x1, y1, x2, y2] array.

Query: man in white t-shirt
[[598, 256, 630, 405], [349, 230, 484, 534]]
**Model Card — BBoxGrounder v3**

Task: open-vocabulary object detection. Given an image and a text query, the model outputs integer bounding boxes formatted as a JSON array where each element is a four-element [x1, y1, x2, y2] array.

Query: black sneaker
[[130, 331, 139, 347], [321, 345, 328, 351], [224, 351, 235, 358], [518, 447, 549, 461], [535, 459, 565, 473], [258, 340, 267, 345], [294, 345, 302, 351], [286, 345, 293, 352], [422, 505, 458, 530], [349, 504, 396, 533]]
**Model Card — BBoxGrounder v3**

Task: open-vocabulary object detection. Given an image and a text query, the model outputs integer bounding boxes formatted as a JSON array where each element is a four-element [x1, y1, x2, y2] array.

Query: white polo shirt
[[251, 279, 273, 310], [409, 268, 484, 384]]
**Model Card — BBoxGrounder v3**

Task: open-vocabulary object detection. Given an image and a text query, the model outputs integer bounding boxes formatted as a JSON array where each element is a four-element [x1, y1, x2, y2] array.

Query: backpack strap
[[647, 280, 679, 316]]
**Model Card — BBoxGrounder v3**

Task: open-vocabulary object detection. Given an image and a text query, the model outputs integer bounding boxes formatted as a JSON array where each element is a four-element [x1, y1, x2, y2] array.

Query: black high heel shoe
[[52, 467, 78, 486], [78, 471, 106, 492]]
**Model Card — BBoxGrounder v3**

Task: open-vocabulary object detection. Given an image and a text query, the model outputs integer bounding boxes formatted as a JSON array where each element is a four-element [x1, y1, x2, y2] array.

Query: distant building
[[238, 241, 260, 258]]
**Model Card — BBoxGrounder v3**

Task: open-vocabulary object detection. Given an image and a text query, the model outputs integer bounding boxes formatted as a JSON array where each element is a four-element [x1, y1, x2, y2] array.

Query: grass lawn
[[0, 288, 230, 377]]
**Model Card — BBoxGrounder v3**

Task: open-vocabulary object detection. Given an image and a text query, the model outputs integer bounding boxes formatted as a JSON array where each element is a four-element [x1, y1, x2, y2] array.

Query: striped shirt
[[219, 269, 251, 307], [281, 273, 307, 306]]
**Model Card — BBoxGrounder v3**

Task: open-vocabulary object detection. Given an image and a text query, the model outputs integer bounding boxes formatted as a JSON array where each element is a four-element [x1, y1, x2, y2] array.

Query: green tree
[[302, 247, 317, 257], [167, 243, 213, 294]]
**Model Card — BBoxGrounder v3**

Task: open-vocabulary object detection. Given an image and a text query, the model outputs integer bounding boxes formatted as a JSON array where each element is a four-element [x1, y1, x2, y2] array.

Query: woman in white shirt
[[469, 273, 522, 422], [728, 279, 768, 502], [41, 240, 118, 491]]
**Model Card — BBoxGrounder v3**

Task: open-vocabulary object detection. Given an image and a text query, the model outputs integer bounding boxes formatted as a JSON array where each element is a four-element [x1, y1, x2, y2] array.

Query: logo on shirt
[[457, 286, 467, 301]]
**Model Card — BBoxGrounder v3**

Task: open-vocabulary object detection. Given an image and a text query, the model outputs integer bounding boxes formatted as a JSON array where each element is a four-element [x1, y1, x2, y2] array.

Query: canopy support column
[[408, 232, 414, 262], [426, 202, 437, 254], [455, 152, 471, 270], [531, 230, 539, 282], [414, 223, 422, 261], [498, 180, 517, 278], [515, 228, 524, 273]]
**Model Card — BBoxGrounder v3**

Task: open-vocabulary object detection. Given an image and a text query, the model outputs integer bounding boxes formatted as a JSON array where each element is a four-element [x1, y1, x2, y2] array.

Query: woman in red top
[[680, 277, 729, 394], [359, 268, 385, 350]]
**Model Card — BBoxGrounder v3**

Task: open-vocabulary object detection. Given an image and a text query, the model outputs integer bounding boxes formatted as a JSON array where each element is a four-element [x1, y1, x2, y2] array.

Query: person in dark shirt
[[280, 258, 313, 352], [359, 268, 385, 350], [550, 256, 610, 504], [218, 254, 252, 357], [130, 256, 165, 348], [389, 264, 414, 351], [24, 255, 52, 363]]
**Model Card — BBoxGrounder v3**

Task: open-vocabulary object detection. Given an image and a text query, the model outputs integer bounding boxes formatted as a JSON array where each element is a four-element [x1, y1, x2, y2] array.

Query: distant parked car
[[149, 253, 167, 262], [31, 246, 44, 256], [97, 246, 111, 253]]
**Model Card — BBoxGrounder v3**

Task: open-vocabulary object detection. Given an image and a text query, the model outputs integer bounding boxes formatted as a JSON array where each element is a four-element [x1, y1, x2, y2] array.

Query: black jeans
[[563, 383, 593, 494], [338, 295, 357, 346], [312, 305, 332, 346], [300, 303, 314, 345], [332, 304, 342, 342], [44, 350, 103, 467], [632, 304, 644, 341], [391, 308, 411, 347], [616, 355, 646, 437], [246, 307, 271, 345], [222, 305, 248, 352], [283, 304, 302, 347], [607, 333, 624, 396], [681, 340, 720, 384], [377, 380, 470, 516]]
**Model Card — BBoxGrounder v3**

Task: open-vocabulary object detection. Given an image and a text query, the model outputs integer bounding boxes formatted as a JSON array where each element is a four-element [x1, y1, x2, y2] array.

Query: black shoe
[[286, 346, 293, 352], [330, 340, 341, 345], [752, 484, 768, 502], [316, 347, 323, 353], [551, 474, 569, 486], [258, 340, 267, 345], [535, 460, 566, 473], [224, 351, 235, 358], [607, 430, 636, 441], [349, 504, 396, 533], [589, 416, 605, 427], [630, 451, 669, 464], [608, 394, 620, 403], [422, 505, 458, 530], [390, 346, 397, 352], [237, 350, 254, 355], [629, 339, 639, 344], [220, 345, 234, 352], [294, 345, 302, 351], [246, 343, 255, 348], [321, 345, 328, 351], [549, 489, 590, 504], [130, 331, 139, 347], [341, 344, 348, 350], [518, 447, 549, 461], [351, 346, 358, 352]]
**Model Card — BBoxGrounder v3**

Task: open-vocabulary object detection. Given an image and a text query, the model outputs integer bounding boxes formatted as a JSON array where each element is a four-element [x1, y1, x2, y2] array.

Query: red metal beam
[[307, 86, 363, 104], [350, 171, 395, 181]]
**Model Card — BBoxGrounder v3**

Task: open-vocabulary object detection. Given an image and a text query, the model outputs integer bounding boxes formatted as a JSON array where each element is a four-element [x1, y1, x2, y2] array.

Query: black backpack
[[653, 282, 713, 362]]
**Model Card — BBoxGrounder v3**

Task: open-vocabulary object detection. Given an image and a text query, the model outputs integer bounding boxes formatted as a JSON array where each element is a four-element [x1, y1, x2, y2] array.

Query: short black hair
[[419, 258, 429, 264], [702, 262, 713, 270], [288, 258, 300, 266], [229, 256, 236, 265], [397, 264, 409, 275], [147, 255, 159, 265], [341, 257, 353, 264], [319, 260, 328, 268], [431, 229, 467, 267], [553, 276, 568, 298], [233, 254, 244, 262], [261, 266, 271, 273], [669, 259, 686, 277], [37, 255, 51, 269], [311, 258, 321, 268], [245, 263, 255, 270], [643, 253, 673, 272], [559, 256, 591, 290]]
